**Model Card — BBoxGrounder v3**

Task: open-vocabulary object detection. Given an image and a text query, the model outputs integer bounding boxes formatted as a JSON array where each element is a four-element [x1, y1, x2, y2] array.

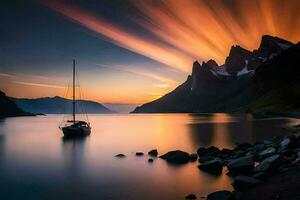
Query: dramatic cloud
[[42, 0, 194, 73], [130, 0, 300, 63], [0, 72, 16, 78], [13, 81, 65, 89], [43, 0, 300, 70]]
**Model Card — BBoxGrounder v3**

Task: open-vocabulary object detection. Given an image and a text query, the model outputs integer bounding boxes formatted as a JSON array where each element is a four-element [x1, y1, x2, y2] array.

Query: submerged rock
[[136, 152, 144, 156], [232, 175, 261, 190], [115, 154, 126, 158], [160, 150, 190, 164], [207, 190, 236, 200], [148, 149, 158, 157], [198, 159, 223, 175], [185, 193, 197, 199], [227, 156, 254, 175]]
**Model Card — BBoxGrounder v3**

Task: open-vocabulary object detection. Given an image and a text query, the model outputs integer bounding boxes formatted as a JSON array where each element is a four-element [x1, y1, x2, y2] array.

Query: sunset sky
[[1, 0, 300, 104]]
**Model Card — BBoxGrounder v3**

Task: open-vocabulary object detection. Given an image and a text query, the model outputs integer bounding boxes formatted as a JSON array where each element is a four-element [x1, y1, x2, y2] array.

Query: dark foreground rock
[[148, 158, 154, 163], [232, 175, 261, 190], [239, 168, 300, 200], [160, 150, 190, 164], [198, 159, 223, 175], [115, 154, 126, 158], [189, 153, 198, 162], [136, 152, 144, 156], [148, 149, 158, 157], [185, 193, 197, 199], [227, 156, 254, 175], [206, 190, 236, 200], [197, 146, 221, 157], [194, 131, 300, 199], [254, 154, 281, 173]]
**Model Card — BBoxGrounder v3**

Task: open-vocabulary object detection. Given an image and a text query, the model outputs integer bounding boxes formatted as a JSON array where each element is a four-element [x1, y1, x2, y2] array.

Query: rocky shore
[[116, 124, 300, 199]]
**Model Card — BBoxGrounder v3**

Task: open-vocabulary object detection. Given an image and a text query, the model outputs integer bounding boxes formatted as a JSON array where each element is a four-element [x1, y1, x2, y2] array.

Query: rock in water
[[189, 153, 198, 162], [207, 190, 236, 200], [198, 159, 223, 175], [258, 147, 276, 159], [280, 138, 291, 149], [197, 146, 220, 157], [136, 152, 144, 156], [115, 154, 126, 158], [227, 156, 254, 175], [254, 154, 281, 173], [148, 158, 154, 163], [148, 149, 158, 157], [185, 193, 197, 199], [232, 175, 261, 190], [160, 150, 190, 164]]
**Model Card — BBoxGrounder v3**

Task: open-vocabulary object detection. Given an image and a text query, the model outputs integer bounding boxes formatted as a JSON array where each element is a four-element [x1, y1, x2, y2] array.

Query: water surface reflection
[[0, 114, 298, 200]]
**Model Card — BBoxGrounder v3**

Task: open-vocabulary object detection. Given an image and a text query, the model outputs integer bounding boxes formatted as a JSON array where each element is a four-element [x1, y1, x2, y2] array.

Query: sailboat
[[60, 60, 91, 137]]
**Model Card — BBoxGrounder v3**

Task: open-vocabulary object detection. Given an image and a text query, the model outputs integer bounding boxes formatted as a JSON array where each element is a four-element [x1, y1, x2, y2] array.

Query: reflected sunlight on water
[[0, 114, 298, 200]]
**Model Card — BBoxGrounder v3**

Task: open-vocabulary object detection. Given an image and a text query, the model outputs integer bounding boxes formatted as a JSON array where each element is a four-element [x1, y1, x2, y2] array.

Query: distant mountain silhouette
[[132, 35, 300, 114], [0, 90, 34, 117], [12, 96, 115, 114]]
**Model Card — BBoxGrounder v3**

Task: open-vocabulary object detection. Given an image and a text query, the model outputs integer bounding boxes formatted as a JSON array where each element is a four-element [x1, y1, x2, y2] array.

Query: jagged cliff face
[[225, 45, 252, 74], [191, 61, 221, 96], [132, 35, 300, 113]]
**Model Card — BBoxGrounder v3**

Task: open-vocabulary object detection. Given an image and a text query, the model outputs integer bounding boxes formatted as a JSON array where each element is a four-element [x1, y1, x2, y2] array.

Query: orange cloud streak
[[42, 0, 194, 73], [130, 0, 300, 64], [43, 0, 300, 70]]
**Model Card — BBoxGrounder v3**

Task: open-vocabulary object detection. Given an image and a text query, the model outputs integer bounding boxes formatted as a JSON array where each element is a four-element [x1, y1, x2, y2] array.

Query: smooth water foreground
[[0, 114, 299, 200]]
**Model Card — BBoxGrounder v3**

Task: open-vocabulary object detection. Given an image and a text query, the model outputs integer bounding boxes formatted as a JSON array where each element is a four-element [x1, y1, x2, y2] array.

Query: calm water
[[0, 114, 299, 200]]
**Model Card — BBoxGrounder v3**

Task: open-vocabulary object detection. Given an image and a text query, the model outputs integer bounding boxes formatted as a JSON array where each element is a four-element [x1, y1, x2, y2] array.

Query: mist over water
[[0, 114, 298, 200]]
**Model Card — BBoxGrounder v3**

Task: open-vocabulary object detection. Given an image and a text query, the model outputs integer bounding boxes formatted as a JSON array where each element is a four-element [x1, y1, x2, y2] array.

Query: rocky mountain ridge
[[132, 35, 300, 113]]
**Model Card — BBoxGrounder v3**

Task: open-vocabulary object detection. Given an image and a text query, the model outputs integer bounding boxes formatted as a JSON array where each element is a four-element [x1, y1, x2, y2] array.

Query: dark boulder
[[197, 146, 221, 157], [258, 147, 276, 159], [207, 190, 236, 200], [234, 143, 252, 151], [115, 154, 126, 158], [160, 150, 190, 164], [136, 152, 144, 156], [280, 138, 291, 149], [148, 158, 154, 163], [185, 193, 197, 199], [198, 156, 215, 163], [221, 148, 234, 158], [227, 156, 254, 175], [148, 149, 158, 157], [252, 172, 267, 179], [189, 153, 198, 162], [198, 159, 223, 175], [254, 154, 281, 173], [232, 175, 261, 190]]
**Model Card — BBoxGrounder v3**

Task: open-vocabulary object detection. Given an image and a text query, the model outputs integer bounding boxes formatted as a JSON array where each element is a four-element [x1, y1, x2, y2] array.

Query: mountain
[[0, 90, 33, 117], [12, 96, 115, 114], [132, 35, 300, 114]]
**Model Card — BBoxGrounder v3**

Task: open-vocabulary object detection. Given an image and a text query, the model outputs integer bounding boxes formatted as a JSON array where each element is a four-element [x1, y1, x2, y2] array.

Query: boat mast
[[73, 59, 76, 122]]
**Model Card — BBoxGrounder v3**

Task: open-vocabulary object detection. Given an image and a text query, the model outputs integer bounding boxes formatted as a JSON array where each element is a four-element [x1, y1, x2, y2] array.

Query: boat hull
[[62, 126, 91, 137]]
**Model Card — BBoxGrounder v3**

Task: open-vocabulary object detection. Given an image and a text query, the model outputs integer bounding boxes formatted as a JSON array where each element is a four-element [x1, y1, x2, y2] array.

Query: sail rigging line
[[59, 81, 71, 128], [74, 64, 90, 123]]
